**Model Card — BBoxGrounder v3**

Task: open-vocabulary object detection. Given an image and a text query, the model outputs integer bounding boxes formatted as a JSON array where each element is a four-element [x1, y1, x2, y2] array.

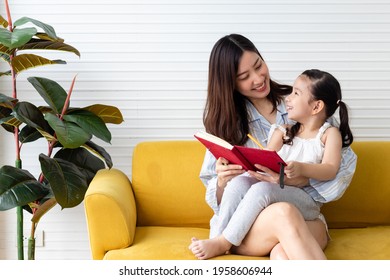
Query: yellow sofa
[[84, 141, 390, 260]]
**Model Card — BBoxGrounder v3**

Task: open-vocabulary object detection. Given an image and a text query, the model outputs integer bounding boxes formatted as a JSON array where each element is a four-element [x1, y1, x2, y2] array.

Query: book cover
[[194, 131, 286, 173]]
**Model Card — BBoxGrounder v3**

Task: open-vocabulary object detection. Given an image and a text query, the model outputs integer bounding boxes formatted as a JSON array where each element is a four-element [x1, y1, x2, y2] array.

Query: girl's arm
[[266, 125, 287, 151], [285, 127, 342, 181]]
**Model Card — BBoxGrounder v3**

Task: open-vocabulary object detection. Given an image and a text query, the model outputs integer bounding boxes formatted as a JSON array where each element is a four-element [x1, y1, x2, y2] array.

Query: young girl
[[189, 69, 353, 260]]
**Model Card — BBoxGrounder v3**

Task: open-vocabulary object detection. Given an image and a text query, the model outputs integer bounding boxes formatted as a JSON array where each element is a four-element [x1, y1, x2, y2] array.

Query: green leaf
[[45, 112, 91, 148], [83, 104, 124, 124], [0, 93, 17, 109], [63, 109, 111, 143], [0, 165, 48, 210], [27, 77, 67, 114], [82, 141, 113, 168], [13, 101, 49, 130], [0, 27, 37, 49], [14, 17, 57, 40], [35, 32, 63, 42], [39, 154, 88, 208], [12, 54, 66, 75], [19, 125, 44, 143], [19, 39, 80, 57], [54, 147, 105, 184]]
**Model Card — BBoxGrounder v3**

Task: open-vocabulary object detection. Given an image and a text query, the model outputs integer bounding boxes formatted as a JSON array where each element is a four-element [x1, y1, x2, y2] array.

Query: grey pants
[[212, 174, 321, 246]]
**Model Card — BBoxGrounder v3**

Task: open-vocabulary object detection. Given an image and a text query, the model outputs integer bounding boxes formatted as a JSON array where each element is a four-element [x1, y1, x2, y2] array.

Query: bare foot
[[189, 236, 231, 260]]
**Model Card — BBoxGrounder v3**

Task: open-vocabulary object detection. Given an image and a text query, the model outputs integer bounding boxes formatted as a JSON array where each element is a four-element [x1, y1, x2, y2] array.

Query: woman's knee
[[265, 202, 301, 219], [263, 202, 305, 232]]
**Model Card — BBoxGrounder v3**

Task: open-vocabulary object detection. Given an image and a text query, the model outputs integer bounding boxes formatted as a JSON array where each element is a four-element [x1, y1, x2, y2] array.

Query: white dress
[[274, 122, 331, 166]]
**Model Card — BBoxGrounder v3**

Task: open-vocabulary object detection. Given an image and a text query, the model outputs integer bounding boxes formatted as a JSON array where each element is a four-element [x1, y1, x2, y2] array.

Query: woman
[[189, 34, 357, 260]]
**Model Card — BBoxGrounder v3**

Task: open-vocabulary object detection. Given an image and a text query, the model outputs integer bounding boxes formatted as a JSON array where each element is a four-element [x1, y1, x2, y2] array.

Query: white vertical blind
[[0, 0, 389, 259]]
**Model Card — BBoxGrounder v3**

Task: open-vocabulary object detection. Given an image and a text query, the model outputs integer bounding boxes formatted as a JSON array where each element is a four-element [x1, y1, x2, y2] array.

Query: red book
[[194, 131, 286, 173]]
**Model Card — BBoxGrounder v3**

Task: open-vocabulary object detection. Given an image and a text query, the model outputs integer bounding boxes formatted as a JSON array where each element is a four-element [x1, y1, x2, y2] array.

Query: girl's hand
[[216, 157, 245, 188], [285, 161, 302, 178], [249, 164, 309, 187]]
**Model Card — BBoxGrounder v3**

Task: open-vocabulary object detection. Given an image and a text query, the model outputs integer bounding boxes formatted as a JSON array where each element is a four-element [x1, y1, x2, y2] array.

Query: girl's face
[[285, 75, 317, 122], [235, 51, 271, 101]]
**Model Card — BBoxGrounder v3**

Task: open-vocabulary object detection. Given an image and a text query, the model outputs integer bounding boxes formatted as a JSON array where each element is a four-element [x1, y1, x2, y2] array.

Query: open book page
[[194, 131, 233, 149], [194, 131, 253, 170]]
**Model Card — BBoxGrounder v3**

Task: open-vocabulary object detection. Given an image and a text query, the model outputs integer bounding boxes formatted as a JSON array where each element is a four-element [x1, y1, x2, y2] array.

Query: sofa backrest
[[132, 140, 212, 227], [322, 141, 390, 228], [132, 140, 390, 229]]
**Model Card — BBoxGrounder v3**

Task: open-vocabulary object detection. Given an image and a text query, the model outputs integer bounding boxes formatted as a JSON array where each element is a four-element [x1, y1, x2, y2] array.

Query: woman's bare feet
[[189, 236, 232, 260]]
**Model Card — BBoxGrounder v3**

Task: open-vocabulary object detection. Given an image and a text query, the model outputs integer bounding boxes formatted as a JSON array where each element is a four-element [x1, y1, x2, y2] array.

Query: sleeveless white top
[[273, 122, 332, 165]]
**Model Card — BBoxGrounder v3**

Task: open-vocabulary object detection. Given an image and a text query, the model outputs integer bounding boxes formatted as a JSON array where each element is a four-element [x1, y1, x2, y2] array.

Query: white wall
[[1, 0, 389, 260]]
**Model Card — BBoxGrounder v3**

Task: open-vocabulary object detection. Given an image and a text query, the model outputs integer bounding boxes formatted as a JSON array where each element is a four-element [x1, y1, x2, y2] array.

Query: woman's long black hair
[[203, 34, 291, 145]]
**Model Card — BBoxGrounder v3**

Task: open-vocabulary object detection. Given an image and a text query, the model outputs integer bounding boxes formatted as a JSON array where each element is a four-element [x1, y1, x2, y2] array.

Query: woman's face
[[235, 51, 271, 101]]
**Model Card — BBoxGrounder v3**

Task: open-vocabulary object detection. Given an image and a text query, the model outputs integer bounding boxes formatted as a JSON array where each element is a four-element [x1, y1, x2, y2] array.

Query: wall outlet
[[16, 230, 44, 247]]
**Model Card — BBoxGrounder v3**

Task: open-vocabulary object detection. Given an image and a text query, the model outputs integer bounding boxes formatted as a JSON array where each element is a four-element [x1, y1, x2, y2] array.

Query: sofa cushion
[[103, 226, 265, 260], [132, 141, 212, 227], [102, 225, 390, 260], [322, 141, 390, 228], [325, 226, 390, 259]]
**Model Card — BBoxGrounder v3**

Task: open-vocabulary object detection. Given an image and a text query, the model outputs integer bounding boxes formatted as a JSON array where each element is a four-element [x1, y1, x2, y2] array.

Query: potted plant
[[0, 0, 123, 259]]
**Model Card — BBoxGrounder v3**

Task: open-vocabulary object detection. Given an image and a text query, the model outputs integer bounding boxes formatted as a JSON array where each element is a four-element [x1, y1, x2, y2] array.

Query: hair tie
[[337, 99, 341, 105]]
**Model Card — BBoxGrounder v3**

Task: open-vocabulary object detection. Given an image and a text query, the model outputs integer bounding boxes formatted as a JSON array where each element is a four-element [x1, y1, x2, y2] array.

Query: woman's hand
[[248, 164, 309, 187], [216, 157, 245, 188]]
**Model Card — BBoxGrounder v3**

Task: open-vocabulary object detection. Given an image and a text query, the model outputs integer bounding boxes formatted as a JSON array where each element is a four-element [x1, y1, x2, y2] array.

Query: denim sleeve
[[309, 146, 357, 202], [199, 149, 220, 214]]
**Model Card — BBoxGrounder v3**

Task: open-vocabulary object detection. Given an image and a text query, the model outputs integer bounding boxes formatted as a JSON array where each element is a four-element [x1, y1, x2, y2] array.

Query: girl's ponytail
[[338, 100, 353, 147]]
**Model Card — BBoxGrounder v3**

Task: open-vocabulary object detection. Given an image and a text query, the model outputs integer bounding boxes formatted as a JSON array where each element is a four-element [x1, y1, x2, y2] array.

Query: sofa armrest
[[84, 168, 137, 260]]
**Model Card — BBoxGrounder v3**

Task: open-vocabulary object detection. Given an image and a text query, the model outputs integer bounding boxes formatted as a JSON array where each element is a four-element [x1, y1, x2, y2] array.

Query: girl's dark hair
[[285, 69, 353, 147], [203, 34, 291, 145]]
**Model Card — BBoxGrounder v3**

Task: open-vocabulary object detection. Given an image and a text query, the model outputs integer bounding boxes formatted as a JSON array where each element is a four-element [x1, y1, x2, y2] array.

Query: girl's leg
[[232, 202, 327, 260], [213, 174, 257, 237], [189, 174, 256, 259]]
